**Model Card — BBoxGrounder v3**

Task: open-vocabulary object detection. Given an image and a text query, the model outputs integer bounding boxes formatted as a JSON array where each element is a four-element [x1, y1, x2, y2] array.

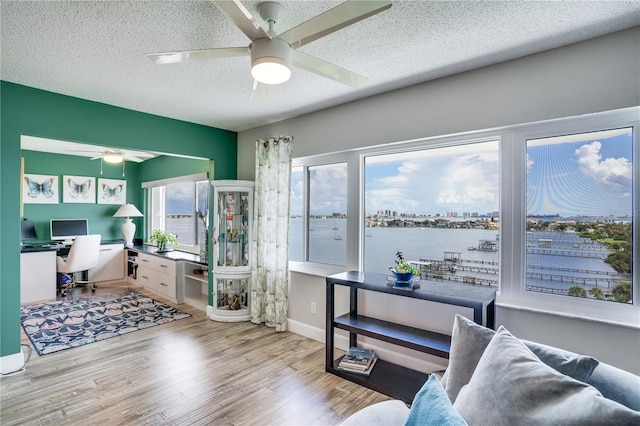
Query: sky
[[290, 128, 633, 218], [165, 181, 209, 215], [291, 141, 500, 217], [527, 128, 633, 217]]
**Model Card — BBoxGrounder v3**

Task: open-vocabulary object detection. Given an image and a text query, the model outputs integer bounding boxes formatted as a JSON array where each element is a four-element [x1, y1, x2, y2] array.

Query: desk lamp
[[113, 204, 143, 247]]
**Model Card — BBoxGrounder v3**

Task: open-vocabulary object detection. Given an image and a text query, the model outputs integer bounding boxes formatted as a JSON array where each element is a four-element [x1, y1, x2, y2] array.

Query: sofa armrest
[[587, 363, 640, 411], [339, 400, 409, 426]]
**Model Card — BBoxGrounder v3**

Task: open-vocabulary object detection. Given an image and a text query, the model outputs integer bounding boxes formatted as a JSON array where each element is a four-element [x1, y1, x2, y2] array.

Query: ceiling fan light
[[103, 154, 124, 164], [251, 38, 292, 85], [252, 60, 291, 85]]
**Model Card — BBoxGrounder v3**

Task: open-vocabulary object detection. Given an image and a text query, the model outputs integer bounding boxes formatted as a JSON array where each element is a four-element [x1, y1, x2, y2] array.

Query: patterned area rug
[[21, 292, 191, 355]]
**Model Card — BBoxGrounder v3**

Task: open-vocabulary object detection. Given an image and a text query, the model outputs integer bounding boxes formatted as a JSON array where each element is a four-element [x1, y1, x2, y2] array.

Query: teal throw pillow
[[404, 374, 467, 426]]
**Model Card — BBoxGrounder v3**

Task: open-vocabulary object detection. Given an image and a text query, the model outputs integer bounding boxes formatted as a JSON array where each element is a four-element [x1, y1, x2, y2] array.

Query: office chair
[[57, 234, 102, 296]]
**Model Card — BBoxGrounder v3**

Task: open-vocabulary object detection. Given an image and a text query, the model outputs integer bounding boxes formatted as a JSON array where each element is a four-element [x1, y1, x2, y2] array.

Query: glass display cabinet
[[210, 180, 254, 321], [211, 273, 251, 322]]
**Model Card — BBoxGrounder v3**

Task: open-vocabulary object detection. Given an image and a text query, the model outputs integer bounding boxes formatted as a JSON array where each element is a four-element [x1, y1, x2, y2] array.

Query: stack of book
[[337, 347, 378, 376]]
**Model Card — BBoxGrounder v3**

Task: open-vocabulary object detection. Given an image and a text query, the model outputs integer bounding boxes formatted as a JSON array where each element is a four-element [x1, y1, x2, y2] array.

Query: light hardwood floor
[[1, 284, 391, 426]]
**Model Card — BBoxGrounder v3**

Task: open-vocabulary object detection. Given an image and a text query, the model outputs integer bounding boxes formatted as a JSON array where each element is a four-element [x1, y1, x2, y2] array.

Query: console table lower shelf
[[325, 271, 497, 404], [328, 356, 428, 405]]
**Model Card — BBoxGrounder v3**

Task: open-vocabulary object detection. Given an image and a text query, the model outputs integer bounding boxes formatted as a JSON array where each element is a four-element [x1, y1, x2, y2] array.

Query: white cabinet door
[[21, 251, 57, 303], [88, 243, 125, 282]]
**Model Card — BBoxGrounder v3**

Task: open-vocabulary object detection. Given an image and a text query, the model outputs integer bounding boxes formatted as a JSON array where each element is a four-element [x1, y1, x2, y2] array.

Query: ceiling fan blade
[[292, 51, 368, 88], [124, 156, 145, 163], [146, 47, 249, 65], [213, 0, 271, 42], [250, 79, 271, 103], [66, 149, 103, 154], [278, 0, 392, 50]]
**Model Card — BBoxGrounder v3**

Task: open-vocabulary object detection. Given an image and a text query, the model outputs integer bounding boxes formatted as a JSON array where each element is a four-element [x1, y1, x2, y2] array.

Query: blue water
[[291, 218, 500, 269], [289, 218, 625, 294], [172, 215, 625, 295]]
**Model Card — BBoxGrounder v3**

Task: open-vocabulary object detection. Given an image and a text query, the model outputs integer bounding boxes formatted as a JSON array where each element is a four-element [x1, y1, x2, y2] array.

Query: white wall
[[238, 27, 640, 374]]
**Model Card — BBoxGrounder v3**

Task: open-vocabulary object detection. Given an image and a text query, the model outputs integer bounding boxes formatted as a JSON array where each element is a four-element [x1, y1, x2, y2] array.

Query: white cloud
[[526, 153, 534, 171], [364, 148, 499, 215], [309, 164, 348, 214], [166, 181, 193, 200], [574, 141, 632, 187], [434, 152, 499, 211]]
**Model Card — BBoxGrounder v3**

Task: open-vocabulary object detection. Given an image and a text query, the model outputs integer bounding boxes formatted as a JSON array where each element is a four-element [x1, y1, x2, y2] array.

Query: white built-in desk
[[20, 240, 125, 304]]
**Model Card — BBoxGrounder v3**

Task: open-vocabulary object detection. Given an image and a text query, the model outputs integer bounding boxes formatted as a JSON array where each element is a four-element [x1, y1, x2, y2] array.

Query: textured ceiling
[[2, 1, 640, 133]]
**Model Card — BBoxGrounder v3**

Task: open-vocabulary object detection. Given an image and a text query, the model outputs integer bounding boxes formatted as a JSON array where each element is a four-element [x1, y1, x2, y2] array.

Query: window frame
[[289, 107, 638, 328], [499, 108, 638, 326], [290, 151, 359, 274], [143, 172, 209, 255]]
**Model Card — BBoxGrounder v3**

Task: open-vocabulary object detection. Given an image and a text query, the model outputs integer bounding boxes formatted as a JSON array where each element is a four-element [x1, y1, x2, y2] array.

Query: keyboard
[[22, 242, 62, 249]]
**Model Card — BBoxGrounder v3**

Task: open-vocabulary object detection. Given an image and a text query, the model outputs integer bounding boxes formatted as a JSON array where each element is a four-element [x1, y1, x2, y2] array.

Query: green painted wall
[[140, 155, 210, 183], [1, 81, 237, 358], [21, 150, 143, 241]]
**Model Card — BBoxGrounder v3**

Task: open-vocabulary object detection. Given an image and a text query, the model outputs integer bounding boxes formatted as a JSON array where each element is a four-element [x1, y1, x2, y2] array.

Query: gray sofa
[[341, 315, 640, 426]]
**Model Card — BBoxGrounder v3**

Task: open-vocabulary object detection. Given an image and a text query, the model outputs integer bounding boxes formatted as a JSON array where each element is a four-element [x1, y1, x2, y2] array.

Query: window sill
[[289, 261, 348, 278], [496, 300, 640, 331]]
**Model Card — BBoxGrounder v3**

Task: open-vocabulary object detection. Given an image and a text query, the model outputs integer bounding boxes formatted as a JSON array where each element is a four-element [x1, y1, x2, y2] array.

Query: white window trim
[[141, 172, 208, 188], [499, 108, 639, 328], [143, 172, 209, 254], [291, 106, 639, 328]]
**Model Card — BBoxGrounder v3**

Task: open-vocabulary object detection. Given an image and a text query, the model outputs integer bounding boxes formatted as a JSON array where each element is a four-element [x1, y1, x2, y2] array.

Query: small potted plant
[[149, 229, 178, 252], [389, 251, 420, 283]]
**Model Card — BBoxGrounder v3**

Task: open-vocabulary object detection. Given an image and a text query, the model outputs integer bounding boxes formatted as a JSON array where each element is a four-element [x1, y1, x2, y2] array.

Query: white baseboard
[[286, 319, 327, 344], [287, 319, 349, 350], [0, 350, 25, 375], [286, 319, 447, 374]]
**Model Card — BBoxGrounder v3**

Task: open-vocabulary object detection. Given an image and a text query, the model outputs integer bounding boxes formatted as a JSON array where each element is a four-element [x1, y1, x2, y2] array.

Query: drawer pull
[[141, 259, 149, 263], [160, 282, 167, 287], [141, 275, 149, 279]]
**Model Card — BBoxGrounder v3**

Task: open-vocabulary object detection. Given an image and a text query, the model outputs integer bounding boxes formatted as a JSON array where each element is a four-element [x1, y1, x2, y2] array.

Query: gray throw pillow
[[444, 314, 599, 403], [453, 327, 640, 425], [444, 315, 497, 403]]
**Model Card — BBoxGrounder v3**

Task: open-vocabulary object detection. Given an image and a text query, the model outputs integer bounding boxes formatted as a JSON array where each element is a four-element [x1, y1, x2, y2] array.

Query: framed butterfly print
[[63, 175, 95, 203], [23, 174, 59, 204], [98, 178, 126, 205]]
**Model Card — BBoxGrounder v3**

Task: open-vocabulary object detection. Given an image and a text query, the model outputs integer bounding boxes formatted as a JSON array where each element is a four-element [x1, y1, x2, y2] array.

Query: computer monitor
[[20, 219, 37, 244], [50, 218, 89, 245]]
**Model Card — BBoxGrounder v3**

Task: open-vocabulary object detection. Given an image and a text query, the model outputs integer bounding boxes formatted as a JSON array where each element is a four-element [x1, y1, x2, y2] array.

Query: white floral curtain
[[250, 136, 293, 331]]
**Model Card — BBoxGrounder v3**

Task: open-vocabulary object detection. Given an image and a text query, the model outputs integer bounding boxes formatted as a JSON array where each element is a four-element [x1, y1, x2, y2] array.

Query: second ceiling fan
[[146, 0, 392, 87]]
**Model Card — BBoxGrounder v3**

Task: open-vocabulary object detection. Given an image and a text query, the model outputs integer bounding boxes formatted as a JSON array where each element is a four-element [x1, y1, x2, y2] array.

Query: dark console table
[[325, 271, 496, 403]]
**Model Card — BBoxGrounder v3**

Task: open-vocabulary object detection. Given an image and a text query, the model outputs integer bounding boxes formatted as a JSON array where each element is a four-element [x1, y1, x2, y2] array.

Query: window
[[289, 162, 348, 266], [526, 128, 633, 304], [363, 142, 499, 279], [308, 163, 347, 266], [290, 107, 637, 326], [145, 173, 209, 253]]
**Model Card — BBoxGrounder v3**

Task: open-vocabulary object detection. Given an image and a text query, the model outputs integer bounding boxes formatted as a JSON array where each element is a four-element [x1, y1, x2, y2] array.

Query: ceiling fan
[[64, 147, 153, 176], [63, 147, 151, 165], [146, 0, 392, 87]]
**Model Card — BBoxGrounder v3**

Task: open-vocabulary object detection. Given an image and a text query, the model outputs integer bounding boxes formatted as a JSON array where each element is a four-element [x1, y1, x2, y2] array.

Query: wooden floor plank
[[2, 284, 392, 425]]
